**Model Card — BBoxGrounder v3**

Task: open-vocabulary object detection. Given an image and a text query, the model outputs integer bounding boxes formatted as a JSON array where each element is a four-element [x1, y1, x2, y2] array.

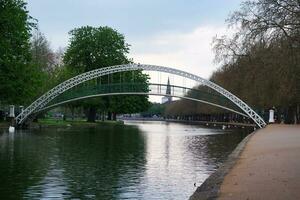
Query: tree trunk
[[107, 111, 112, 120], [297, 104, 299, 124], [286, 106, 293, 124], [32, 117, 38, 122], [87, 107, 96, 122], [112, 112, 117, 121], [71, 107, 74, 120], [294, 104, 299, 124], [101, 112, 105, 121]]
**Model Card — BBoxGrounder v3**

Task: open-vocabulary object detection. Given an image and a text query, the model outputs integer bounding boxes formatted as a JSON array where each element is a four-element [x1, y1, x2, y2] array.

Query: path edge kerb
[[189, 130, 258, 200]]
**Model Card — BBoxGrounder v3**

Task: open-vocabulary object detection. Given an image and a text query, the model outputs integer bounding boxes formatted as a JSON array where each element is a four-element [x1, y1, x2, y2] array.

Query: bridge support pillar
[[7, 105, 15, 125], [9, 105, 15, 118], [19, 106, 24, 113]]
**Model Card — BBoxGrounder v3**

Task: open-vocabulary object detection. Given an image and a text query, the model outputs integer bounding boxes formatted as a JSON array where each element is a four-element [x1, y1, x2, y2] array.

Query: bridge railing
[[40, 83, 243, 115]]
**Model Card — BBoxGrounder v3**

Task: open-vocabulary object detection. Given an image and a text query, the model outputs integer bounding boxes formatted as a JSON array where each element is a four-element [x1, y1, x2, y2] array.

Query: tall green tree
[[64, 26, 130, 73], [0, 0, 41, 105], [64, 26, 149, 121]]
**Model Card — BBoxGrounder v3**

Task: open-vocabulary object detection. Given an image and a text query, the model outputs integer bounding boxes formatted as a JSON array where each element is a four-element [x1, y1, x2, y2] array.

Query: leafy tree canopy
[[63, 26, 149, 120], [0, 0, 43, 105], [64, 26, 130, 73]]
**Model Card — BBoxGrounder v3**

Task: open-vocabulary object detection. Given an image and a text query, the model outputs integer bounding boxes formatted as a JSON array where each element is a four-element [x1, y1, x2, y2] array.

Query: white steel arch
[[15, 64, 266, 127]]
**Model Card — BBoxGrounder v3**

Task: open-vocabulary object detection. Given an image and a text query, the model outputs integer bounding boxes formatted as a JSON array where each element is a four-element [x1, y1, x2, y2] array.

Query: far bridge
[[15, 64, 266, 128]]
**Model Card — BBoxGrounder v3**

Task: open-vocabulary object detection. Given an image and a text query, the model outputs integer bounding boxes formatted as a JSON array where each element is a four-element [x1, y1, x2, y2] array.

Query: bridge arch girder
[[15, 64, 266, 128], [38, 92, 248, 118]]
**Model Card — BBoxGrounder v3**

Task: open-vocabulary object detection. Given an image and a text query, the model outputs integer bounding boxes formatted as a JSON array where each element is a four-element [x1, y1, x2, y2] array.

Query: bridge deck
[[218, 124, 300, 200]]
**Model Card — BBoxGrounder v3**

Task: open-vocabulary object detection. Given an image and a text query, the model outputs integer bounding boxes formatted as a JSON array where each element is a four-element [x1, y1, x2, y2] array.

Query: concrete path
[[218, 125, 300, 200]]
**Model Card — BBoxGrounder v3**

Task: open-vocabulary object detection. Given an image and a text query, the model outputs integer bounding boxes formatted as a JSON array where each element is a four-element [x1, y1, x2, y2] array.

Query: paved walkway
[[218, 125, 300, 200]]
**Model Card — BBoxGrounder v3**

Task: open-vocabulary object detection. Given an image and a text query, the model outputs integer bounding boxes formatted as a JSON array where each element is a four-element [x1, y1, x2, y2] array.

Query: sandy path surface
[[218, 125, 300, 200]]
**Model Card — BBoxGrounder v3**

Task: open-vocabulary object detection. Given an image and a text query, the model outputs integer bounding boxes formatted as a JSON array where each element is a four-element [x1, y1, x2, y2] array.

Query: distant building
[[161, 77, 172, 104]]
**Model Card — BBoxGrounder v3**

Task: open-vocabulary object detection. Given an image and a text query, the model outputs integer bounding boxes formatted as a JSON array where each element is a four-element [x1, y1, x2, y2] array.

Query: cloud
[[129, 25, 231, 79]]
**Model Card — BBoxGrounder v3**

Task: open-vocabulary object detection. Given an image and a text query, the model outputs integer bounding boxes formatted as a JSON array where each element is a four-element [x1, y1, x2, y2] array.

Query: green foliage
[[37, 118, 122, 126], [0, 0, 40, 105], [49, 65, 77, 87], [141, 103, 165, 117], [106, 72, 150, 114], [64, 26, 130, 72], [63, 26, 150, 117]]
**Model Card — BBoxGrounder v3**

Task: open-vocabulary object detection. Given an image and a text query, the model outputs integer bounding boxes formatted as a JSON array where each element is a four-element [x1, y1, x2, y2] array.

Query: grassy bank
[[0, 119, 123, 129], [0, 122, 10, 129], [35, 118, 124, 127]]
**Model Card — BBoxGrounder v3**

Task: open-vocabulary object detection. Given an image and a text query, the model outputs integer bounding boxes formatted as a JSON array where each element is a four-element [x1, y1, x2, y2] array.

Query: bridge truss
[[38, 83, 248, 117], [15, 64, 266, 128]]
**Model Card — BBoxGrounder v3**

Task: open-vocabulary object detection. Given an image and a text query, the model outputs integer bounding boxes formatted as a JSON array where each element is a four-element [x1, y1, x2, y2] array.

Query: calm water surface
[[0, 121, 250, 199]]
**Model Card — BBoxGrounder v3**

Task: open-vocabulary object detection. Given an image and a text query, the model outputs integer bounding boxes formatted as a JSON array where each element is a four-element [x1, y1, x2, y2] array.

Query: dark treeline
[[166, 0, 300, 124]]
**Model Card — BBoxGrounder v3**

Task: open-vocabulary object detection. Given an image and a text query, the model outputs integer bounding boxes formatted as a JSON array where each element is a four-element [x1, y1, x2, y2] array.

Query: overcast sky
[[26, 0, 243, 80]]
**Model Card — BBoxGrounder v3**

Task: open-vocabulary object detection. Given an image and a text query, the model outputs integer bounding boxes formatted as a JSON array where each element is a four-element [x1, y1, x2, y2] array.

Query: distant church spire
[[161, 77, 173, 104], [166, 77, 171, 95], [166, 77, 172, 103]]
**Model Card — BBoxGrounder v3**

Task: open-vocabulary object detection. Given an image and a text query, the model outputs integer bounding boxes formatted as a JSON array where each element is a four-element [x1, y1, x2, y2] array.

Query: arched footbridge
[[15, 64, 266, 128]]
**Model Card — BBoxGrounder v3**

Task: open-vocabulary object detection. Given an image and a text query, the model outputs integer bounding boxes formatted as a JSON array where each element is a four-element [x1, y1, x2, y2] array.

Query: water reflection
[[57, 125, 146, 199], [0, 121, 249, 200], [0, 130, 53, 199], [125, 121, 249, 199]]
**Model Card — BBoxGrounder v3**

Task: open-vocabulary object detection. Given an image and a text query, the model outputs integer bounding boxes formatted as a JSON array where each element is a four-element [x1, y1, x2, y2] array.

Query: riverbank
[[190, 124, 300, 199], [1, 118, 255, 130], [189, 129, 255, 200], [0, 122, 9, 129], [0, 119, 123, 130], [121, 118, 256, 128], [33, 119, 124, 128], [165, 119, 255, 128]]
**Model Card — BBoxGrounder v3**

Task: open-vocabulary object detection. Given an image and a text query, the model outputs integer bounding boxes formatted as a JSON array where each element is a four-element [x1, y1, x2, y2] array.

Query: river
[[0, 121, 250, 199]]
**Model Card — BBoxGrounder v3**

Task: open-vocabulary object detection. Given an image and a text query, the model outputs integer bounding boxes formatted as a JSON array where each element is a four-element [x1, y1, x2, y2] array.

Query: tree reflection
[[0, 131, 53, 199], [184, 128, 250, 170], [55, 124, 146, 199]]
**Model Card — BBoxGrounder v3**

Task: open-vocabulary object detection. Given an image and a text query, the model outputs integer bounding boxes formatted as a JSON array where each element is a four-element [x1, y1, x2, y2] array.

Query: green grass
[[0, 118, 123, 129], [37, 118, 123, 126], [0, 121, 10, 128]]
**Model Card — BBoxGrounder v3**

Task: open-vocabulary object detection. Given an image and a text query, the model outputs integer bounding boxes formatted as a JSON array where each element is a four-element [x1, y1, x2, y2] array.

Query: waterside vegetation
[[165, 0, 300, 124]]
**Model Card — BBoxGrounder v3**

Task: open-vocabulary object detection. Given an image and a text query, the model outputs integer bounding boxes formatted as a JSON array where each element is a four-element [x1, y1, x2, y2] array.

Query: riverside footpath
[[190, 124, 300, 200]]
